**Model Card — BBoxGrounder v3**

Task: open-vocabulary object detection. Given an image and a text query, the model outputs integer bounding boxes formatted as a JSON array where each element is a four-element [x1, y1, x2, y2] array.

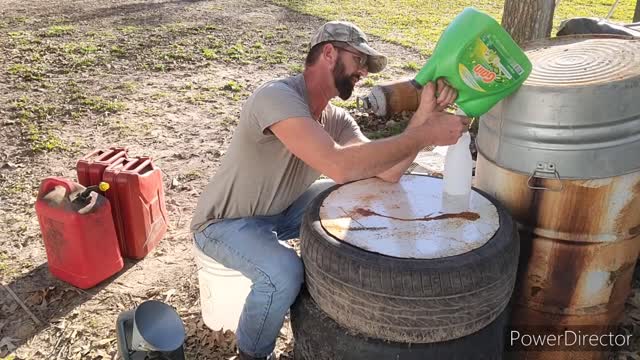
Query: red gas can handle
[[96, 147, 128, 162], [122, 157, 154, 175], [38, 177, 74, 200], [79, 148, 105, 161]]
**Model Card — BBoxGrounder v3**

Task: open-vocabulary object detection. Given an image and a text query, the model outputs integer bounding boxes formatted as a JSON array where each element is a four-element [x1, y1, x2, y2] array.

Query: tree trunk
[[502, 0, 556, 45], [634, 0, 640, 22]]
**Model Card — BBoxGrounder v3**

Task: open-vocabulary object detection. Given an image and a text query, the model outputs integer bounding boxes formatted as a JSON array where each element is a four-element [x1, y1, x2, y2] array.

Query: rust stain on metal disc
[[319, 175, 500, 259], [353, 207, 480, 222]]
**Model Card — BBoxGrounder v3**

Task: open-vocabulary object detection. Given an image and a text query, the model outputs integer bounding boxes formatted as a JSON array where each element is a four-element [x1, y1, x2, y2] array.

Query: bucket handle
[[527, 162, 563, 192]]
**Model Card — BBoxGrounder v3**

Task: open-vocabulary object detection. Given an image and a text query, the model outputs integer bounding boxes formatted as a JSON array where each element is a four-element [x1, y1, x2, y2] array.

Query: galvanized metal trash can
[[475, 35, 640, 360]]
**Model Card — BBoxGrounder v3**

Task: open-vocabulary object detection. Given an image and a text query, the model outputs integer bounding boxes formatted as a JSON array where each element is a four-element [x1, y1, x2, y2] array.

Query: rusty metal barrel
[[475, 35, 640, 359]]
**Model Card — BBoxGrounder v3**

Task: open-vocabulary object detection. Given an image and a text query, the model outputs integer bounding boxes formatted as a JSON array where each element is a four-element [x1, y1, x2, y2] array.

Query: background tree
[[502, 0, 556, 45]]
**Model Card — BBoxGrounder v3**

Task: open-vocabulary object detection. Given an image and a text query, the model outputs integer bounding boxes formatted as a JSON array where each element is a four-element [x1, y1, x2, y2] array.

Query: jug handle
[[38, 177, 73, 199]]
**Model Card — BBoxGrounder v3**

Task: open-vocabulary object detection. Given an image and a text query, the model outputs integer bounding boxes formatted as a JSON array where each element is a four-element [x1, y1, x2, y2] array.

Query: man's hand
[[418, 111, 469, 146], [406, 79, 469, 146], [416, 79, 458, 115]]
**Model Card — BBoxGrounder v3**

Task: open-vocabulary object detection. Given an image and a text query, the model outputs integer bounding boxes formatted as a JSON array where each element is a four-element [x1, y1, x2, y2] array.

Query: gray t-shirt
[[190, 74, 363, 232]]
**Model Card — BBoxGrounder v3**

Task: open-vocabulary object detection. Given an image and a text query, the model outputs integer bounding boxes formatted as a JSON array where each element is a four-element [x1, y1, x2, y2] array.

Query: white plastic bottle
[[442, 130, 472, 213]]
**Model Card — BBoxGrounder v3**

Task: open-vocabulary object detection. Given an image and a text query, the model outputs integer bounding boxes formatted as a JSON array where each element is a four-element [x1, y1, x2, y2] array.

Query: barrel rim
[[521, 34, 640, 89]]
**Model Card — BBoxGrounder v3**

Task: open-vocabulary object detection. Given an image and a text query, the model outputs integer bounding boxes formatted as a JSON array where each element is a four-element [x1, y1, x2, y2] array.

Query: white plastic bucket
[[193, 241, 252, 331]]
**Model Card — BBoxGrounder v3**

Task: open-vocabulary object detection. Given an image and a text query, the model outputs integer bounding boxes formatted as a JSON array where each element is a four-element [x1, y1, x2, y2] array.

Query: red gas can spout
[[71, 182, 111, 214]]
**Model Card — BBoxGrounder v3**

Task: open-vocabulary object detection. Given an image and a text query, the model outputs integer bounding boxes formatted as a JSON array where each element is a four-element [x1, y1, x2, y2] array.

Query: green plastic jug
[[414, 7, 532, 117]]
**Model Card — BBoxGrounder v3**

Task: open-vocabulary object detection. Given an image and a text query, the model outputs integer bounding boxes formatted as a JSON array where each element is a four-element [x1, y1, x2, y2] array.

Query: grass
[[80, 96, 126, 113], [289, 64, 304, 74], [26, 125, 68, 152], [222, 81, 243, 93], [274, 0, 637, 55], [361, 77, 376, 87], [402, 61, 420, 72], [12, 96, 68, 152], [365, 121, 406, 140], [45, 25, 74, 37], [202, 47, 218, 60], [331, 99, 357, 110], [63, 42, 99, 54], [8, 64, 44, 81]]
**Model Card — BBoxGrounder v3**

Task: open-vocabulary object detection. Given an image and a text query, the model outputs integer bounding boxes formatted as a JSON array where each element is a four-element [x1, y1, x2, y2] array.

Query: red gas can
[[103, 157, 168, 259], [76, 147, 128, 187], [34, 177, 124, 289]]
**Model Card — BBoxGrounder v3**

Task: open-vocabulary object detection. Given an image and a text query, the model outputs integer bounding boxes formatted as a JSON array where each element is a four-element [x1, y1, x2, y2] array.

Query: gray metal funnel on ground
[[116, 300, 186, 360]]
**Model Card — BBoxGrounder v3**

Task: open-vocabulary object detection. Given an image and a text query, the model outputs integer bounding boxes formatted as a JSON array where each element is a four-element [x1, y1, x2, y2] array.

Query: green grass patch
[[63, 42, 99, 54], [364, 125, 404, 139], [80, 96, 126, 113], [201, 48, 218, 60], [70, 55, 98, 68], [161, 45, 195, 62], [275, 0, 637, 55], [118, 26, 141, 34], [45, 25, 74, 37], [14, 100, 68, 153], [8, 64, 44, 81], [402, 61, 421, 72], [361, 77, 376, 87], [107, 118, 141, 137], [110, 45, 126, 56], [13, 96, 58, 120], [13, 16, 29, 24], [0, 350, 17, 359], [186, 92, 213, 104], [222, 81, 243, 92], [226, 43, 246, 60], [116, 81, 137, 93], [8, 31, 27, 39], [289, 64, 304, 74], [265, 48, 288, 64], [331, 99, 357, 110], [25, 124, 68, 153], [151, 92, 170, 100]]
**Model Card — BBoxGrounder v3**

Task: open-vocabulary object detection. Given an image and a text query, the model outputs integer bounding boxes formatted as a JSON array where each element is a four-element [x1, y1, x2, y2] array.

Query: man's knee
[[272, 252, 304, 297]]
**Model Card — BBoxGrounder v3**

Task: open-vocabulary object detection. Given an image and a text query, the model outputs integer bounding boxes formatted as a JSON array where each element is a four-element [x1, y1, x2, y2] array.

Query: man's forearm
[[375, 113, 427, 182], [332, 130, 424, 183], [376, 153, 417, 182]]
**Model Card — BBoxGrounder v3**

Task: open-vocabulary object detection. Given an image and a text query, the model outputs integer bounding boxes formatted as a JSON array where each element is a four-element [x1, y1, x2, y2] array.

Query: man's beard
[[333, 58, 360, 100]]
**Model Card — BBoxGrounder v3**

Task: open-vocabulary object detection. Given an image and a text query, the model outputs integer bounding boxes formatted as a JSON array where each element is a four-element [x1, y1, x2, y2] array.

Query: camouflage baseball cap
[[310, 21, 387, 73]]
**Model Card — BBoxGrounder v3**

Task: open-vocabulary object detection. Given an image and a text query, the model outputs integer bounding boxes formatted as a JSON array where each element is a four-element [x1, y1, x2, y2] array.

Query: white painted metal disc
[[319, 175, 499, 259]]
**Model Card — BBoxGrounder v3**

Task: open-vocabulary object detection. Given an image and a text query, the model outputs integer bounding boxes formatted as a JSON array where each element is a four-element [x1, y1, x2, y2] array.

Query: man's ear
[[322, 43, 338, 69]]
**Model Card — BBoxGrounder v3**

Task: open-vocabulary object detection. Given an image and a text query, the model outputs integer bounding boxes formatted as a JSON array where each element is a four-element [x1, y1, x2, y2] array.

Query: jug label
[[459, 33, 525, 93]]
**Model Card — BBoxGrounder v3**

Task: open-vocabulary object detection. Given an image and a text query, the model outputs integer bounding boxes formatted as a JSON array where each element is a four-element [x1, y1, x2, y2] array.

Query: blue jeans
[[193, 179, 335, 358]]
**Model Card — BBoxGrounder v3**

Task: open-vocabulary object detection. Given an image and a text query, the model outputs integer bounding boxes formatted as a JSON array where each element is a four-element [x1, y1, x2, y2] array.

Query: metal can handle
[[527, 163, 563, 192]]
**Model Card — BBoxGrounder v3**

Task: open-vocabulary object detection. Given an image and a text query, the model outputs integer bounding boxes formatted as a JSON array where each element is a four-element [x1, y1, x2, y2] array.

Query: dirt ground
[[0, 1, 639, 359]]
